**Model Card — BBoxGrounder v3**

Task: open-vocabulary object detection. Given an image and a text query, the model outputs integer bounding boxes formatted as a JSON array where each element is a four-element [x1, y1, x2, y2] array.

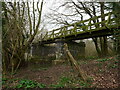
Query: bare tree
[[2, 1, 44, 74]]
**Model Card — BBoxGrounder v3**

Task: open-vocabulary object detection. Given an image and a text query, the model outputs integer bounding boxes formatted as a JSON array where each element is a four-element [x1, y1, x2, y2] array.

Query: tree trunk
[[92, 38, 102, 57], [100, 2, 108, 57], [103, 36, 108, 56]]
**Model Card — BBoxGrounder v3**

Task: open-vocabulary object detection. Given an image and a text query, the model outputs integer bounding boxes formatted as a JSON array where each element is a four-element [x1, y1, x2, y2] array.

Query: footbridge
[[40, 12, 120, 44], [32, 12, 120, 60]]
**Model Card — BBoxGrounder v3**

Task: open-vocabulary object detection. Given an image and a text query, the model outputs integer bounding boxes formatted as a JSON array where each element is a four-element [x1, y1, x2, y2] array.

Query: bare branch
[[33, 1, 36, 31], [27, 2, 32, 35]]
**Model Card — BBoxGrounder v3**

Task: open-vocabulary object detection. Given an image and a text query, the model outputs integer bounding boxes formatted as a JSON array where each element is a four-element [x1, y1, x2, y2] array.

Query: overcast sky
[[3, 0, 120, 32], [42, 0, 90, 31], [41, 0, 119, 31]]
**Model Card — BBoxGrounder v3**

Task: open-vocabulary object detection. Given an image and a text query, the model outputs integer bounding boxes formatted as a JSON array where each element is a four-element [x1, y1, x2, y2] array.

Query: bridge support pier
[[55, 39, 64, 61], [66, 41, 86, 60], [31, 39, 86, 63], [54, 39, 86, 61]]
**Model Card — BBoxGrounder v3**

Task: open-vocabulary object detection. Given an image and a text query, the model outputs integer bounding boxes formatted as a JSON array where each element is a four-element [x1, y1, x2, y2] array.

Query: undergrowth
[[2, 76, 93, 88]]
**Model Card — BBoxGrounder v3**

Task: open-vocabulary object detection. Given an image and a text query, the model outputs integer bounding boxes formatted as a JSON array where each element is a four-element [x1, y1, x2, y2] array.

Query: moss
[[43, 12, 120, 42]]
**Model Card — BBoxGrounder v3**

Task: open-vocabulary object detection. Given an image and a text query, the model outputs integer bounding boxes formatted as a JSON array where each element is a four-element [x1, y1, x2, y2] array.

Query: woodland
[[1, 1, 120, 89]]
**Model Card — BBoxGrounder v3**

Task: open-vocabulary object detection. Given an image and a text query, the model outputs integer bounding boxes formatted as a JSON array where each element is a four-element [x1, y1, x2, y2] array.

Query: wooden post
[[74, 24, 77, 36], [52, 30, 54, 39], [63, 43, 87, 81]]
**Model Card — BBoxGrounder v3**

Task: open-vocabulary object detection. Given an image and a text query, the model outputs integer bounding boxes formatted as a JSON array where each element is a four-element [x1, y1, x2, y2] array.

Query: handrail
[[44, 11, 119, 40]]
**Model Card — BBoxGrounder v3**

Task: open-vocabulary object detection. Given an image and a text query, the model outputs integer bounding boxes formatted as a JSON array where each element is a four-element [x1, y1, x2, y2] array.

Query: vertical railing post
[[63, 27, 66, 38], [52, 30, 54, 39], [43, 31, 48, 40], [49, 31, 52, 39], [88, 19, 91, 30], [82, 22, 86, 31], [106, 13, 111, 28], [60, 28, 63, 38], [74, 24, 77, 36]]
